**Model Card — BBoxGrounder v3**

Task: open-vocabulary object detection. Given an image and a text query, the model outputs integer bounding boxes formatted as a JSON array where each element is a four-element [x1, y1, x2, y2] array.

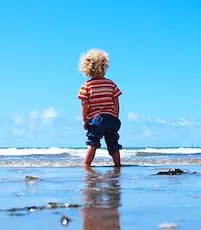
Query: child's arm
[[81, 100, 89, 129], [114, 97, 120, 117]]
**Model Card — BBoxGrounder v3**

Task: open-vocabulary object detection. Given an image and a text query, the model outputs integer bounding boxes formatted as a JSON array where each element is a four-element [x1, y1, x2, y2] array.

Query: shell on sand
[[25, 176, 40, 182], [159, 223, 178, 229]]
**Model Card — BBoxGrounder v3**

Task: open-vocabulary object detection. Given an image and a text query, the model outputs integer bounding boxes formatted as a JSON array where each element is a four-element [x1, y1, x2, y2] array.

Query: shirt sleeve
[[113, 83, 122, 98], [78, 83, 89, 100]]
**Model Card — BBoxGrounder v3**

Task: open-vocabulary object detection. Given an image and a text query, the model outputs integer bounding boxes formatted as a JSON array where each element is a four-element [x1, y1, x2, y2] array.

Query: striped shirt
[[78, 78, 122, 120]]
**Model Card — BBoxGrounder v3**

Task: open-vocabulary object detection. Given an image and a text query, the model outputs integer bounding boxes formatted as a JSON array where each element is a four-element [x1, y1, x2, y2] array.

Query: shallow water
[[1, 154, 201, 167], [1, 147, 201, 169], [0, 165, 201, 229]]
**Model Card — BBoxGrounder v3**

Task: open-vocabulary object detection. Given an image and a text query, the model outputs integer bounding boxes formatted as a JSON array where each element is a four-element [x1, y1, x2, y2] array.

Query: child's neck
[[92, 74, 105, 80]]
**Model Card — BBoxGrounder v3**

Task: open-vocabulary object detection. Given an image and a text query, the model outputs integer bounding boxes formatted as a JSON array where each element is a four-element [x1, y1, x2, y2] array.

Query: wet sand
[[0, 165, 201, 229]]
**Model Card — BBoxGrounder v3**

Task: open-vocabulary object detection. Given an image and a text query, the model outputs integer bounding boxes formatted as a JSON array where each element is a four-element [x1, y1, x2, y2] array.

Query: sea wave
[[0, 147, 70, 156], [134, 147, 201, 156], [0, 158, 201, 167], [0, 147, 201, 157]]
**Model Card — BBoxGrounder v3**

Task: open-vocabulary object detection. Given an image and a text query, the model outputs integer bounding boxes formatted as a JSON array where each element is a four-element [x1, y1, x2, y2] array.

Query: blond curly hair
[[79, 49, 109, 78]]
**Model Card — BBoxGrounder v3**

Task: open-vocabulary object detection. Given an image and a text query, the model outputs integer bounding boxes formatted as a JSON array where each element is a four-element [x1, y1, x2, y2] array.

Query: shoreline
[[0, 165, 201, 229]]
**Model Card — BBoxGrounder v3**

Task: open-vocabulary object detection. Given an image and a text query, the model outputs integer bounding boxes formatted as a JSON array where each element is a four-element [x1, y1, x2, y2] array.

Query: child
[[78, 49, 122, 167]]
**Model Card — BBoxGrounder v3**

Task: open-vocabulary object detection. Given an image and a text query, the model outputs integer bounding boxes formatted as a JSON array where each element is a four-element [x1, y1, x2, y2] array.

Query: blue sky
[[0, 0, 201, 147]]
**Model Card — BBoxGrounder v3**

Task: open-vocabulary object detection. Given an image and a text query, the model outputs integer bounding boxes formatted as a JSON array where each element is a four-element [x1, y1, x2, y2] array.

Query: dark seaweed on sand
[[155, 168, 197, 175], [0, 202, 82, 216]]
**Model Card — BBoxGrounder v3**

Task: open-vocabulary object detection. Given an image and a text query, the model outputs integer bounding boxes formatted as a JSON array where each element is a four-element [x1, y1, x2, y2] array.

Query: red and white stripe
[[78, 78, 122, 120]]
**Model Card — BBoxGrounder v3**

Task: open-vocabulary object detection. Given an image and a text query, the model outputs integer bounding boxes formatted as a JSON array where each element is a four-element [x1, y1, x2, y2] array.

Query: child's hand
[[83, 122, 88, 130]]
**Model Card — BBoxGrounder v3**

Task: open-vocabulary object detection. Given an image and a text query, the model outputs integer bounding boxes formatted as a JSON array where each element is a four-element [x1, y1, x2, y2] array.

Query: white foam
[[0, 147, 201, 157], [135, 147, 201, 155], [0, 147, 70, 156]]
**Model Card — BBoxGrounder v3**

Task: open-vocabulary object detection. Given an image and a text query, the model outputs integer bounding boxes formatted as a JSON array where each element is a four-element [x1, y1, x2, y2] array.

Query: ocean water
[[1, 147, 201, 229], [0, 147, 201, 167]]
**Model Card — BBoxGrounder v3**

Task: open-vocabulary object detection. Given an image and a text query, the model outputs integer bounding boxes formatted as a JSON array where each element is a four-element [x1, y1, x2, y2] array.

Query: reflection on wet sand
[[81, 167, 121, 230]]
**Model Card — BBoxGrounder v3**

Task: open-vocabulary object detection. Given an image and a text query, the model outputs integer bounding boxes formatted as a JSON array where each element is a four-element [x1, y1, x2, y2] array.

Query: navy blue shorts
[[86, 114, 122, 156]]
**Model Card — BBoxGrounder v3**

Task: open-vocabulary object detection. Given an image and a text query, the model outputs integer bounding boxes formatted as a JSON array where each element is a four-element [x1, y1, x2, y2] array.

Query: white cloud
[[128, 112, 171, 125], [172, 118, 189, 127], [30, 123, 36, 131], [128, 112, 139, 122], [177, 118, 188, 126], [128, 112, 190, 128], [29, 110, 40, 121], [145, 117, 171, 125], [3, 107, 201, 147], [13, 115, 24, 124], [28, 107, 58, 126], [141, 128, 152, 138], [156, 118, 168, 124], [155, 118, 170, 125], [41, 106, 58, 124], [13, 129, 23, 136], [146, 116, 153, 122]]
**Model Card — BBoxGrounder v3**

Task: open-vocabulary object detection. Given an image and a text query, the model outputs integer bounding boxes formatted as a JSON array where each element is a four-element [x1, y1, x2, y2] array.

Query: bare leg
[[112, 150, 121, 167], [84, 146, 97, 167]]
